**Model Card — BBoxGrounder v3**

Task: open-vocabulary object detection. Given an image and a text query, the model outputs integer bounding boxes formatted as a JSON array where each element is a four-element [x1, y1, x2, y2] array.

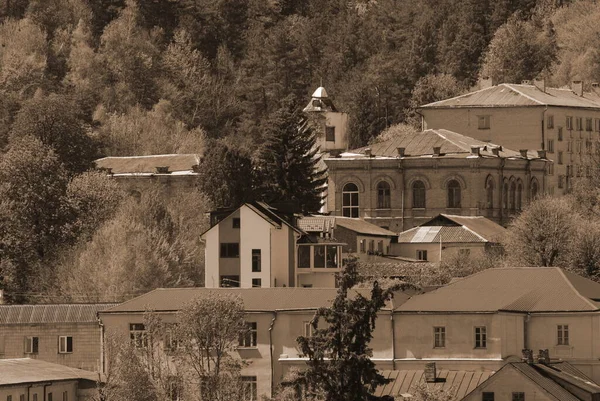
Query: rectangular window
[[58, 336, 73, 353], [558, 151, 563, 165], [303, 321, 315, 337], [239, 322, 257, 347], [20, 396, 25, 401], [220, 243, 240, 258], [586, 118, 593, 131], [232, 218, 240, 229], [433, 327, 445, 348], [325, 126, 335, 142], [558, 127, 563, 141], [596, 118, 600, 132], [475, 326, 487, 348], [458, 249, 471, 257], [33, 395, 37, 401], [566, 116, 573, 130], [314, 246, 325, 268], [241, 376, 258, 401], [548, 163, 554, 175], [577, 140, 582, 153], [477, 115, 490, 130], [359, 240, 366, 253], [220, 275, 240, 287], [129, 324, 147, 348], [62, 393, 67, 401], [416, 250, 428, 261], [48, 394, 52, 401], [298, 246, 310, 268], [558, 175, 564, 189], [24, 336, 39, 354], [326, 245, 338, 268], [558, 325, 569, 345], [251, 278, 261, 288], [576, 117, 583, 131], [377, 241, 383, 254], [512, 393, 525, 401], [547, 139, 554, 153], [547, 115, 554, 129], [567, 140, 572, 153], [482, 393, 495, 401], [164, 325, 181, 352], [251, 249, 261, 272], [8, 396, 12, 401]]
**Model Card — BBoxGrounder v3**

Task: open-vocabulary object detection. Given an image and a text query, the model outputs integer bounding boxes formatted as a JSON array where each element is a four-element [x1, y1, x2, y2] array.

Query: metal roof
[[437, 215, 506, 242], [297, 216, 336, 233], [420, 83, 600, 110], [397, 267, 600, 313], [0, 304, 117, 325], [398, 215, 506, 244], [374, 368, 494, 399], [505, 363, 585, 401], [0, 359, 99, 385], [94, 154, 200, 174], [334, 217, 397, 236]]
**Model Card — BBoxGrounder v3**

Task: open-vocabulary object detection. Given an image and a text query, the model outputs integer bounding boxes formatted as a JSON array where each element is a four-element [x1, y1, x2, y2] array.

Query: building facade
[[303, 87, 349, 153], [325, 129, 549, 231]]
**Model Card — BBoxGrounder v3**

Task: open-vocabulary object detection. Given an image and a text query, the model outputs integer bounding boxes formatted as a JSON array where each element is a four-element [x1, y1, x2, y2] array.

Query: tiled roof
[[94, 154, 200, 175], [374, 368, 494, 399], [0, 304, 117, 324], [101, 288, 412, 314], [420, 83, 600, 110], [340, 129, 541, 160], [398, 215, 506, 244], [334, 217, 397, 236], [397, 267, 600, 313], [437, 215, 506, 242], [0, 358, 99, 385]]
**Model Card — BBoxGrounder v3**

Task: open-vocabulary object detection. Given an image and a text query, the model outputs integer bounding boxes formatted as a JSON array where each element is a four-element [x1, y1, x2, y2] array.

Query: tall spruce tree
[[258, 98, 327, 214]]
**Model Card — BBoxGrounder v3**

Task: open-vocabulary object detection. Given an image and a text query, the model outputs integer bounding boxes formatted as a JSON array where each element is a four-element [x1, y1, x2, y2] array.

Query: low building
[[324, 129, 549, 231], [393, 214, 506, 262], [0, 304, 116, 372], [0, 358, 99, 401]]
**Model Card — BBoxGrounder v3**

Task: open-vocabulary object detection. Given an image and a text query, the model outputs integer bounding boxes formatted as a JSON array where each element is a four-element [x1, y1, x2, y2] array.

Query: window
[[567, 140, 572, 153], [251, 249, 261, 272], [220, 275, 240, 287], [360, 240, 366, 253], [596, 118, 600, 132], [459, 249, 471, 257], [548, 163, 554, 176], [303, 321, 315, 337], [447, 180, 461, 208], [577, 140, 582, 153], [485, 177, 494, 209], [558, 175, 564, 189], [62, 392, 67, 401], [8, 396, 12, 401], [239, 322, 257, 347], [58, 336, 73, 353], [326, 246, 338, 268], [33, 396, 37, 401], [477, 115, 490, 129], [298, 246, 310, 268], [20, 396, 25, 401], [547, 139, 554, 153], [576, 117, 583, 131], [377, 181, 391, 209], [558, 127, 563, 141], [516, 182, 523, 210], [475, 326, 487, 348], [558, 325, 569, 345], [433, 327, 445, 348], [342, 183, 359, 218], [417, 250, 428, 261], [509, 181, 516, 210], [587, 118, 593, 131], [130, 324, 147, 348], [377, 241, 383, 254], [314, 246, 325, 268], [547, 115, 554, 129], [531, 179, 539, 200], [220, 243, 239, 258], [48, 393, 52, 401], [167, 377, 182, 401], [312, 99, 321, 108], [412, 180, 426, 208], [25, 336, 39, 354], [558, 151, 563, 165], [325, 126, 335, 142], [482, 393, 495, 401], [232, 218, 240, 229], [512, 393, 525, 401], [566, 116, 573, 130], [241, 376, 258, 401], [251, 278, 261, 288], [164, 325, 181, 352]]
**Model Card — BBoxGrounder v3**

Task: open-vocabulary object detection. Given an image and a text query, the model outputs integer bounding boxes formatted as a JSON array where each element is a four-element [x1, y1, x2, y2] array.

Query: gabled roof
[[397, 267, 600, 313], [337, 129, 542, 160], [398, 215, 506, 244], [374, 368, 494, 399], [94, 154, 200, 175], [0, 303, 117, 325], [100, 287, 412, 314], [0, 359, 99, 385], [334, 217, 397, 237], [297, 216, 336, 233], [420, 83, 600, 110]]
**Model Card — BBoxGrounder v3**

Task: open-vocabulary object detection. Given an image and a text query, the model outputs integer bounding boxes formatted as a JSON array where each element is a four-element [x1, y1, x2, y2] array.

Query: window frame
[[342, 183, 359, 218], [251, 278, 261, 288], [232, 218, 241, 229], [482, 392, 495, 401], [58, 335, 73, 354], [566, 116, 573, 130], [325, 126, 335, 142], [220, 275, 240, 287], [447, 180, 461, 208], [251, 249, 261, 272], [412, 180, 426, 209], [477, 115, 490, 130], [433, 326, 446, 348], [512, 392, 525, 401], [547, 139, 554, 153], [547, 115, 554, 129], [24, 336, 39, 354], [376, 181, 391, 209], [474, 326, 487, 349], [220, 242, 240, 258], [416, 250, 428, 261], [239, 322, 257, 348], [129, 324, 148, 348], [557, 324, 569, 346], [241, 376, 258, 401], [586, 117, 593, 132]]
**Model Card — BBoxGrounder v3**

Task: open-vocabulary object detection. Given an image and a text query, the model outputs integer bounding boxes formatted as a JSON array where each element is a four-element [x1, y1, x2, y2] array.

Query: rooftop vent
[[491, 147, 500, 156], [519, 149, 528, 158], [470, 146, 480, 156], [364, 148, 372, 157], [537, 349, 551, 365], [572, 80, 584, 97], [397, 147, 405, 157], [522, 349, 534, 364], [433, 146, 441, 156], [537, 150, 547, 159]]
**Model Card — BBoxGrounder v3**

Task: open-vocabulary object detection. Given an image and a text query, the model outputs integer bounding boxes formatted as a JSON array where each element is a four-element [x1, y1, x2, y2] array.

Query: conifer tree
[[257, 97, 327, 214]]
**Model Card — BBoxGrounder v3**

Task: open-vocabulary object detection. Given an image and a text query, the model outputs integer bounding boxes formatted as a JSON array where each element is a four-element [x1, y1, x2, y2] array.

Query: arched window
[[509, 181, 516, 211], [412, 180, 426, 209], [342, 183, 359, 217], [502, 180, 508, 210], [531, 178, 539, 200], [485, 177, 494, 209], [516, 180, 523, 210], [447, 180, 461, 208], [377, 181, 391, 209]]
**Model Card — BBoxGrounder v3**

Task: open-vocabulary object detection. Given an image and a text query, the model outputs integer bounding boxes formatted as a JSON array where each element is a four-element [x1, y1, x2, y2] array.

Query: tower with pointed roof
[[303, 87, 349, 152]]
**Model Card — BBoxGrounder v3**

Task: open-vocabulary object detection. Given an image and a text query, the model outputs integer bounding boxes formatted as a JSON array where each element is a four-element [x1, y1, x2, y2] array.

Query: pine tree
[[257, 97, 327, 214]]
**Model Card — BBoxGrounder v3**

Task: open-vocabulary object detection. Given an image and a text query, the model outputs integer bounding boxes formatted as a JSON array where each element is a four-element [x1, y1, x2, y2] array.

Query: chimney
[[364, 148, 372, 157], [470, 146, 480, 156], [492, 147, 500, 156], [533, 78, 546, 92], [479, 76, 496, 89], [433, 146, 441, 156], [537, 150, 547, 159], [397, 147, 405, 157], [519, 149, 528, 158], [424, 362, 437, 383], [522, 349, 534, 364], [572, 80, 584, 97], [155, 166, 170, 174], [537, 349, 551, 365]]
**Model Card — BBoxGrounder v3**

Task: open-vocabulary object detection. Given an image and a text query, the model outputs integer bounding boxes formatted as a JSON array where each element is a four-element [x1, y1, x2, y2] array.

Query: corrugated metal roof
[[421, 83, 600, 110], [511, 363, 580, 401], [438, 215, 506, 242], [399, 226, 484, 244], [335, 217, 397, 236], [374, 368, 494, 399], [0, 358, 99, 385], [101, 288, 412, 314], [0, 304, 117, 324], [297, 216, 336, 233], [397, 267, 600, 312], [94, 154, 200, 174]]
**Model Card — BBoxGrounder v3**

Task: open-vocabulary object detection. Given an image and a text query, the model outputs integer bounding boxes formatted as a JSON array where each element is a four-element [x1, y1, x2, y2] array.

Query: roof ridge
[[96, 154, 199, 160], [459, 224, 489, 242], [433, 129, 480, 153], [503, 84, 545, 105], [555, 268, 599, 310], [510, 363, 569, 401], [419, 86, 494, 108]]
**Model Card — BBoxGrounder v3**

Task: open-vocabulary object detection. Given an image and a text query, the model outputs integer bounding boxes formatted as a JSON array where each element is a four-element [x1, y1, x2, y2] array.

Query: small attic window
[[312, 99, 322, 108]]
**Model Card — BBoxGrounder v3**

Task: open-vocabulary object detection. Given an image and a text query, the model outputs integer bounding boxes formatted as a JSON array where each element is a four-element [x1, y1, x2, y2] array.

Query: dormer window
[[312, 99, 322, 108]]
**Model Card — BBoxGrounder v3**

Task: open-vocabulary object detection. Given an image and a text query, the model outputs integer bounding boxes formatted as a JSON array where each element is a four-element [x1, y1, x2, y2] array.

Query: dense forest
[[1, 0, 599, 303]]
